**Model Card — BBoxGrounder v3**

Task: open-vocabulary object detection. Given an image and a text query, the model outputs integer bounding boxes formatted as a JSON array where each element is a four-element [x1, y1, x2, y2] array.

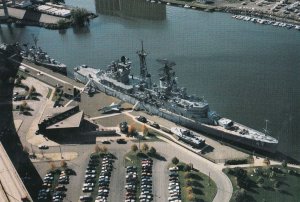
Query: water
[[1, 0, 300, 160]]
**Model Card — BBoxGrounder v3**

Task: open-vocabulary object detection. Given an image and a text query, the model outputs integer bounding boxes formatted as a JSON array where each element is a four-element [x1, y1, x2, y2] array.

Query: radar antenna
[[157, 59, 176, 95]]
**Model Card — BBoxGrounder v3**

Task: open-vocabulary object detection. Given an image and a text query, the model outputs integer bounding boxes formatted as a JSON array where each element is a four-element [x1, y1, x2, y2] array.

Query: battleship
[[74, 42, 279, 153], [10, 35, 67, 75], [0, 41, 67, 75]]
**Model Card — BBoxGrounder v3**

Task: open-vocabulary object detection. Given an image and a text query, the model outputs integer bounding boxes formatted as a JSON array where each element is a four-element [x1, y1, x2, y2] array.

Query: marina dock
[[0, 7, 63, 24]]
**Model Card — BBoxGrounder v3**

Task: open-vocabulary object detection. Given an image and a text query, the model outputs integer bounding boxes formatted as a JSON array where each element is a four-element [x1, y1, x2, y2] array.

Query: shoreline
[[1, 1, 300, 30]]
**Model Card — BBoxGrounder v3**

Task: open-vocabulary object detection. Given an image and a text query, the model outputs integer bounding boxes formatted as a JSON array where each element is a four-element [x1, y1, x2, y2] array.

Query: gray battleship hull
[[74, 71, 278, 153]]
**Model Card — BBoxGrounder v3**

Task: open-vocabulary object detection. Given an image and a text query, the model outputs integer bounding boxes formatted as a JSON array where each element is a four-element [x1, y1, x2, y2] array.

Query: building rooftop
[[39, 106, 83, 129], [0, 143, 32, 201]]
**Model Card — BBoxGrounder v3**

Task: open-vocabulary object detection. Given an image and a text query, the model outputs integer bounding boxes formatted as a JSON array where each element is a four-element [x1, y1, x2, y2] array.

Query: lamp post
[[59, 145, 63, 159]]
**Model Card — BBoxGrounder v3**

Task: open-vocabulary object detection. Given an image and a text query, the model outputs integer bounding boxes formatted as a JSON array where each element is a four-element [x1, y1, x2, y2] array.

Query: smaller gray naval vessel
[[74, 42, 278, 153], [19, 35, 67, 75], [171, 127, 206, 148]]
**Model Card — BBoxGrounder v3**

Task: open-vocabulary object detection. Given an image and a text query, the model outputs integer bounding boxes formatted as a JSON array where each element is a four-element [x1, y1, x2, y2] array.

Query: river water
[[1, 0, 300, 160]]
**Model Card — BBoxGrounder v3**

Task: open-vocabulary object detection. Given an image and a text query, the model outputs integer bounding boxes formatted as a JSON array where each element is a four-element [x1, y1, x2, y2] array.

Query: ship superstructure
[[74, 43, 279, 153]]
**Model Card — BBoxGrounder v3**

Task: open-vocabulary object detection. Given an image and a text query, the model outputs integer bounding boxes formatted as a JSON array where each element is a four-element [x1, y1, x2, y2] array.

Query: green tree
[[131, 144, 138, 152], [186, 186, 193, 194], [232, 189, 247, 202], [256, 176, 264, 187], [94, 145, 100, 153], [186, 192, 195, 201], [100, 146, 108, 153], [282, 160, 287, 168], [57, 19, 70, 29], [71, 8, 89, 26], [60, 160, 67, 168], [141, 143, 149, 153], [128, 124, 136, 137], [183, 164, 192, 172], [184, 172, 193, 179], [274, 180, 280, 190], [172, 157, 179, 165], [186, 179, 193, 186], [142, 124, 149, 136]]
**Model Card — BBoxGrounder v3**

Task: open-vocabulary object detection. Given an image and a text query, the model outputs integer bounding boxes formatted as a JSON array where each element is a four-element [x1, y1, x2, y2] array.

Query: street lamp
[[59, 145, 63, 159]]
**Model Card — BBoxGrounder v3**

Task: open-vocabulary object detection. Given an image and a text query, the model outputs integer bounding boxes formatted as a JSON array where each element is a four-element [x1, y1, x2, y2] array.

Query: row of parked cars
[[96, 154, 114, 202], [125, 165, 138, 202], [168, 166, 181, 202], [38, 169, 70, 201], [80, 154, 114, 202], [81, 155, 101, 199], [139, 158, 153, 202]]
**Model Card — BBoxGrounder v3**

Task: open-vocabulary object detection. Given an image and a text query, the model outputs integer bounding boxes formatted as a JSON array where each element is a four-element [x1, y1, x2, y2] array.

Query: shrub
[[142, 124, 149, 136], [94, 145, 100, 153], [183, 164, 192, 172], [141, 143, 149, 152], [57, 19, 70, 29], [225, 159, 248, 165], [71, 8, 89, 26], [184, 172, 193, 179], [171, 157, 179, 165], [131, 144, 138, 152], [60, 160, 67, 168], [128, 125, 136, 137], [282, 160, 287, 168]]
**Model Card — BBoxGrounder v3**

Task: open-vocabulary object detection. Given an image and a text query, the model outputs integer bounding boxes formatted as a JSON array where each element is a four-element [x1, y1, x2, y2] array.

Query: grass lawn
[[224, 166, 300, 202], [171, 162, 217, 202]]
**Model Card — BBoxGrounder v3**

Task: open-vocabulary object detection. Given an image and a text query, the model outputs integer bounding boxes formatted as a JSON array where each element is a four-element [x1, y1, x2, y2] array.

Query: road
[[156, 136, 232, 202]]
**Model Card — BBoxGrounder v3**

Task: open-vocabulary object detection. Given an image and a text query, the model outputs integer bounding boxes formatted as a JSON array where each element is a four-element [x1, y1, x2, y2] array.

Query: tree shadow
[[263, 186, 275, 191], [31, 92, 42, 97], [280, 189, 293, 196], [137, 152, 148, 158], [23, 111, 32, 116], [31, 96, 40, 101], [193, 188, 204, 195], [191, 180, 204, 188], [148, 153, 166, 161], [189, 173, 203, 181], [201, 145, 214, 154]]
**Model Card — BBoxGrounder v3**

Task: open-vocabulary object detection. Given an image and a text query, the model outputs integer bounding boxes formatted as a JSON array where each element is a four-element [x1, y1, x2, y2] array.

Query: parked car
[[38, 145, 49, 149]]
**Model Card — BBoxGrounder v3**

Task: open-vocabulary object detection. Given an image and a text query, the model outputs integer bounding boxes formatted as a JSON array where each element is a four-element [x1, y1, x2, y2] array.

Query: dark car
[[150, 122, 160, 129], [102, 140, 111, 144], [137, 116, 147, 123], [116, 138, 127, 144], [119, 122, 128, 133]]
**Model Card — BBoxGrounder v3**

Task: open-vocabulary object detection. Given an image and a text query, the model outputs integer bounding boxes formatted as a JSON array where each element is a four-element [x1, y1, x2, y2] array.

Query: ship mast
[[263, 119, 270, 135], [137, 40, 148, 80]]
